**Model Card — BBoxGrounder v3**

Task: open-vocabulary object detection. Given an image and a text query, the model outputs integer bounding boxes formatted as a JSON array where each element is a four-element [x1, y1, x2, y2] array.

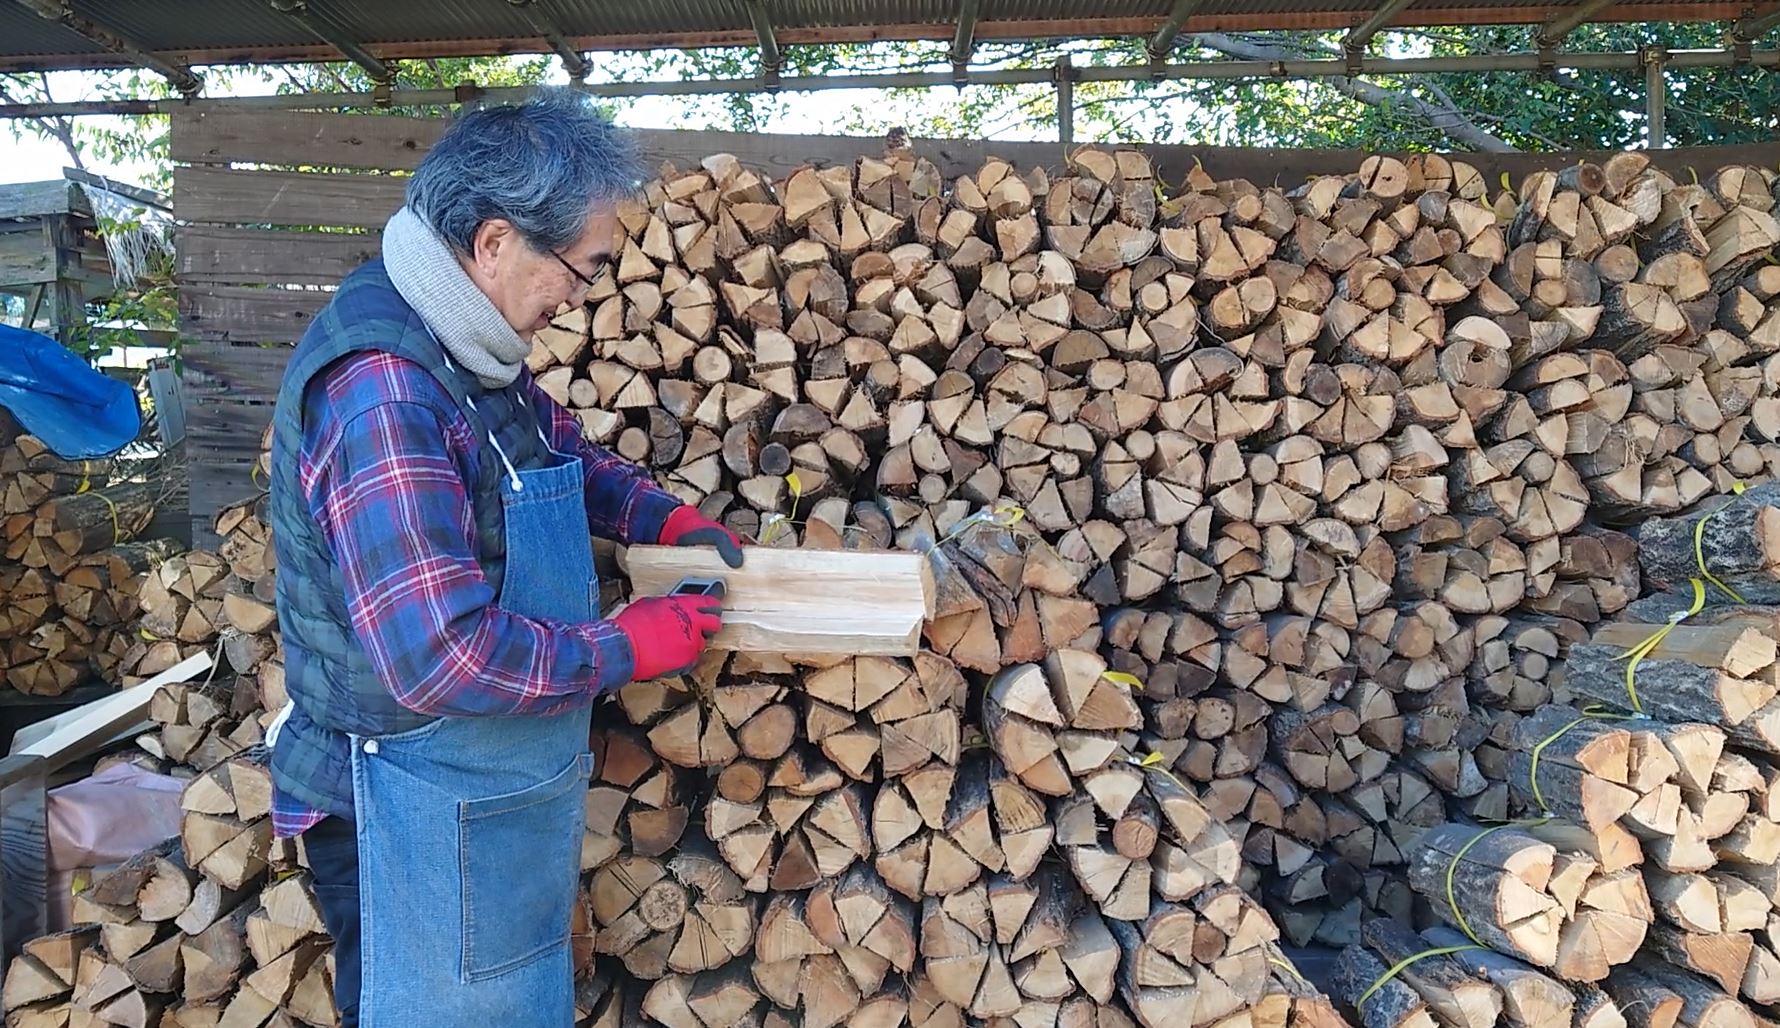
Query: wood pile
[[585, 639, 1330, 1028], [0, 489, 314, 1026], [24, 138, 1780, 1026], [524, 141, 1780, 1022], [1330, 489, 1780, 1026], [0, 409, 179, 696], [121, 493, 281, 693], [0, 746, 333, 1028]]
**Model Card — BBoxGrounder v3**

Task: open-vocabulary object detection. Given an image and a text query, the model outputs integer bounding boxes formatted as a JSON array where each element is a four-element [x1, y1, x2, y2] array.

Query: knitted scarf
[[382, 206, 531, 389]]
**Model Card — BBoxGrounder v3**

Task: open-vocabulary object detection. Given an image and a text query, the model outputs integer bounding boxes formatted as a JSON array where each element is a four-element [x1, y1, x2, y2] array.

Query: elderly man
[[264, 89, 744, 1026]]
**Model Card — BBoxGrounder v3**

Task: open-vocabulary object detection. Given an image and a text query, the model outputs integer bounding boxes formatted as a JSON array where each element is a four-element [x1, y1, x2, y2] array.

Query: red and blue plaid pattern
[[271, 351, 679, 838]]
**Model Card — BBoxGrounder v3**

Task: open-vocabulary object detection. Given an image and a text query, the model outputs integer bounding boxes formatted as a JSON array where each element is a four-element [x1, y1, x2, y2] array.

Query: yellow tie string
[[1616, 578, 1707, 715]]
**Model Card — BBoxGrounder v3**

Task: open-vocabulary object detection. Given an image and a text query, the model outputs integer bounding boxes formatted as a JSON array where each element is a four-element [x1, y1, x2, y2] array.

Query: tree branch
[[1190, 32, 1521, 151], [0, 75, 84, 169], [36, 73, 83, 170]]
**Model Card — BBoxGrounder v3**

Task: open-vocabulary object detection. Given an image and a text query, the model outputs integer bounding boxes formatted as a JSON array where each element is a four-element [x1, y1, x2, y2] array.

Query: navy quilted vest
[[267, 259, 552, 817]]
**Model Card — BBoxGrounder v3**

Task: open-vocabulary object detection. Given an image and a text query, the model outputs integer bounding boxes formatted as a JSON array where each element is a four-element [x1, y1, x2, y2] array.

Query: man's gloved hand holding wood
[[657, 506, 746, 568], [613, 594, 723, 680]]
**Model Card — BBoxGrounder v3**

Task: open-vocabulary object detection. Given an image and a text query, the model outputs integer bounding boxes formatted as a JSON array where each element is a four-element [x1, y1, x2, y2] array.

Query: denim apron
[[348, 376, 595, 1027]]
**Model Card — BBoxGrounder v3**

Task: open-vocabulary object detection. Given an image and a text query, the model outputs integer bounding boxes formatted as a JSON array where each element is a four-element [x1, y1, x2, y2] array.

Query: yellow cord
[[1525, 706, 1635, 813], [1133, 749, 1194, 796], [95, 490, 120, 545], [1357, 945, 1481, 1009], [1268, 956, 1308, 985], [1617, 578, 1707, 715], [1445, 820, 1548, 945], [937, 503, 1026, 547], [1695, 482, 1748, 603]]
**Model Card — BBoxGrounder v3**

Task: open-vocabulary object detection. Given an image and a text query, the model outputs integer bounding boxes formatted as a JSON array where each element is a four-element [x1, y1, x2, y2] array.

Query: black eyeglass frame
[[548, 248, 612, 291]]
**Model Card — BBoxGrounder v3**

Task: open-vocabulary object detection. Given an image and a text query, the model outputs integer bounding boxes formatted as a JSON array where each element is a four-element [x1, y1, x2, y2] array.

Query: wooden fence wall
[[170, 106, 1780, 543]]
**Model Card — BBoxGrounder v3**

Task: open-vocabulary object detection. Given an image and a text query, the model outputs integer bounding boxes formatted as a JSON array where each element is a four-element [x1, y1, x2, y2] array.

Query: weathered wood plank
[[175, 225, 382, 284], [177, 283, 331, 344], [174, 166, 407, 228], [178, 376, 275, 548], [0, 226, 58, 286], [171, 108, 1780, 192], [180, 339, 294, 401], [0, 180, 80, 221], [172, 109, 449, 170]]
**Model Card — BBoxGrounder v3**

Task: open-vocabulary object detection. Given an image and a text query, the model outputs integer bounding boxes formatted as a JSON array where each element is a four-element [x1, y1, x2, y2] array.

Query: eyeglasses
[[550, 249, 610, 294]]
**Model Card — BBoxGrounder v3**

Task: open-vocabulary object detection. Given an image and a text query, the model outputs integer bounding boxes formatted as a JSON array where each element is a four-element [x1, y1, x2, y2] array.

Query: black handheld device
[[670, 576, 726, 600]]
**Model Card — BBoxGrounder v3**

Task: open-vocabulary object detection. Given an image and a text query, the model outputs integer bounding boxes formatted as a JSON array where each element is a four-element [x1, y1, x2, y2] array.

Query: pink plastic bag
[[45, 763, 184, 930]]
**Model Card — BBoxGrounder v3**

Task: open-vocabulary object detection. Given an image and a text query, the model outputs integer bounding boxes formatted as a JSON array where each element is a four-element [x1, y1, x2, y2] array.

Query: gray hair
[[406, 87, 643, 255]]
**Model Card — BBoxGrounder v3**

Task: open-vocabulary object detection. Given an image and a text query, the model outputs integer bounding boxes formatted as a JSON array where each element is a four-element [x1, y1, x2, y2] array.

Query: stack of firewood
[[0, 733, 334, 1028], [2, 466, 313, 1027], [6, 536, 1339, 1028], [0, 409, 179, 696], [0, 490, 310, 1026], [578, 638, 1339, 1028], [1330, 489, 1780, 1027], [21, 137, 1780, 1026], [119, 494, 280, 696]]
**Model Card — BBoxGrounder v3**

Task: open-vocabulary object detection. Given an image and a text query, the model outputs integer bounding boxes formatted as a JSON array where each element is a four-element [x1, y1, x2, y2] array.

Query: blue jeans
[[304, 816, 362, 1028]]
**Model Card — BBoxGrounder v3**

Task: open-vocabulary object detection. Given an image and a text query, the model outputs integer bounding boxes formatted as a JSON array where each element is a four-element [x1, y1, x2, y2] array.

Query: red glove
[[613, 594, 723, 681], [658, 506, 745, 569]]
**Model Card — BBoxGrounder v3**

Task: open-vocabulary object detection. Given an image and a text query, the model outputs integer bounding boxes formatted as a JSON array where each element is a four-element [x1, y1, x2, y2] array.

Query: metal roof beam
[[1536, 0, 1622, 47], [11, 0, 201, 95], [507, 0, 587, 79], [10, 41, 1780, 119], [268, 0, 395, 84], [1343, 0, 1421, 62], [745, 0, 781, 81], [1147, 0, 1209, 61], [951, 0, 981, 77], [1731, 2, 1780, 42], [0, 9, 1759, 71]]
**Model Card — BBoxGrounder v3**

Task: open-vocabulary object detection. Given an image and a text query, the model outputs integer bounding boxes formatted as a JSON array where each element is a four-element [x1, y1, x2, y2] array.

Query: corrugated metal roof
[[0, 0, 1747, 73]]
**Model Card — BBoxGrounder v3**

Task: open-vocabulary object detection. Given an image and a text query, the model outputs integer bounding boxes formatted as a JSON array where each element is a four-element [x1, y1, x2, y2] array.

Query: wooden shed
[[0, 168, 170, 350]]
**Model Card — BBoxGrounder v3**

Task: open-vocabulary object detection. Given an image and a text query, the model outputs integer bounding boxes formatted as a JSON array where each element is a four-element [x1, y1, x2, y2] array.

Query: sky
[[0, 114, 150, 185]]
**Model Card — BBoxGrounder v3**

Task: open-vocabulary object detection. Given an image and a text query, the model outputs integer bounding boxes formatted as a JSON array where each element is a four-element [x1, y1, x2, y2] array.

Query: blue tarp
[[0, 325, 140, 460]]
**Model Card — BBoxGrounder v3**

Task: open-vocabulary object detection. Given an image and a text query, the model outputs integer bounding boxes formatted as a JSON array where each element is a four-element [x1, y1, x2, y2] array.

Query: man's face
[[462, 206, 617, 335]]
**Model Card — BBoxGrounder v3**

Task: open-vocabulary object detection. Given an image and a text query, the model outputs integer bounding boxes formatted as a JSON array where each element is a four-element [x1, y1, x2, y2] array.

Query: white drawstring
[[514, 392, 551, 447], [465, 396, 525, 492], [440, 345, 528, 491], [265, 698, 295, 748]]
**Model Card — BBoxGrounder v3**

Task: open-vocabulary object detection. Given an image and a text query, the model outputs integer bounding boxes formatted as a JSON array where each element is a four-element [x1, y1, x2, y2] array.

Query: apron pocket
[[457, 752, 594, 982]]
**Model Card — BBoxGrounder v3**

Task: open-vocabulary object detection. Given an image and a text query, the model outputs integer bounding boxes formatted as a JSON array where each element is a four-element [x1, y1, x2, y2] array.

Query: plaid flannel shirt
[[270, 351, 679, 838]]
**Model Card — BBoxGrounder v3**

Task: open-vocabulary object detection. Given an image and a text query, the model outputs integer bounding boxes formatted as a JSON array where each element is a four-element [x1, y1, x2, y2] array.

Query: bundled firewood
[[1331, 917, 1630, 1028], [1400, 821, 1651, 982], [0, 419, 178, 695], [1354, 491, 1780, 1027]]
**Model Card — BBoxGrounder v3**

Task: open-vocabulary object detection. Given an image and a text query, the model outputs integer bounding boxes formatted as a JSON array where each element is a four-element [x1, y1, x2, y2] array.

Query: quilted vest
[[266, 258, 553, 817]]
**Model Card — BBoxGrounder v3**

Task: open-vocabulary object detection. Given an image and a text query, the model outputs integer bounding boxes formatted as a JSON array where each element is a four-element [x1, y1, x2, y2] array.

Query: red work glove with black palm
[[612, 593, 724, 681], [657, 505, 746, 568]]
